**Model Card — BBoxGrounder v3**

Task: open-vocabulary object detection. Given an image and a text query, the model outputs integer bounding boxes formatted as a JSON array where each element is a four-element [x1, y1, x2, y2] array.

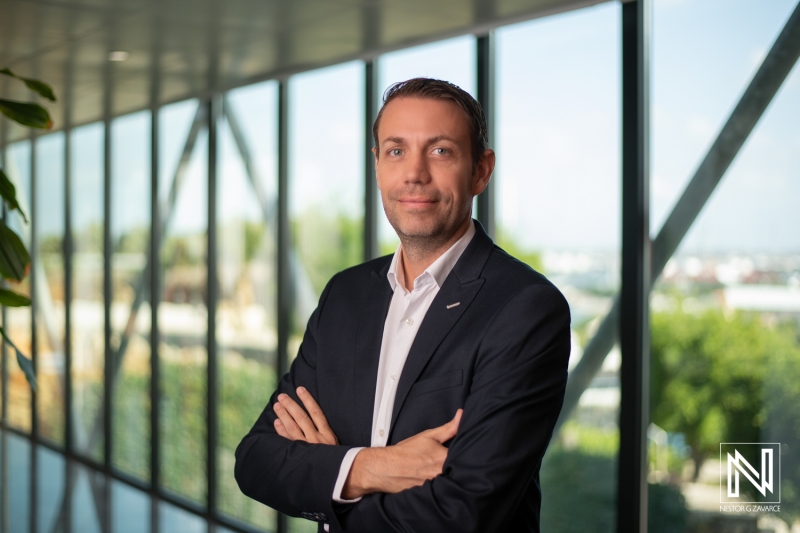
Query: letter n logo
[[720, 443, 781, 504]]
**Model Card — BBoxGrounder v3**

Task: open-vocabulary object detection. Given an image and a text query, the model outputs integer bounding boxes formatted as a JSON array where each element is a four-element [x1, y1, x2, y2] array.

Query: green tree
[[651, 308, 766, 480]]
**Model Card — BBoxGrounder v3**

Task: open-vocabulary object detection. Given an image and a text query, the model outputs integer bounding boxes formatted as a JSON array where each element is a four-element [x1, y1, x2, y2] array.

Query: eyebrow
[[381, 135, 459, 145]]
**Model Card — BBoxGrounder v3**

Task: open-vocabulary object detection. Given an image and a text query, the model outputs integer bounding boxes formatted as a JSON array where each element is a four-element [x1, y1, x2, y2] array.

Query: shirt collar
[[387, 219, 476, 293]]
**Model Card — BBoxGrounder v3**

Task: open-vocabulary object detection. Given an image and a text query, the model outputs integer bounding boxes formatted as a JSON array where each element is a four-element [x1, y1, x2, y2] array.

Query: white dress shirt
[[330, 221, 476, 505]]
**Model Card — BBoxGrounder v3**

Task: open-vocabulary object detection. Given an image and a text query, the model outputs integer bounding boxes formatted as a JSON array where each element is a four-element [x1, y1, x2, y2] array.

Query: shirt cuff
[[332, 447, 365, 503]]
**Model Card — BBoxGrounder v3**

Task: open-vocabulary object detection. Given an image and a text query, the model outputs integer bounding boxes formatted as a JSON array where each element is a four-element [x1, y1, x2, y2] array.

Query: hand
[[273, 387, 339, 445], [343, 409, 463, 499]]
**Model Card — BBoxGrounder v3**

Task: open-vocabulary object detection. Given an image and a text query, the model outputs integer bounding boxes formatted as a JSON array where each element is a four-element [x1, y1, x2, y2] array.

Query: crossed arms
[[273, 385, 463, 499], [234, 278, 571, 533]]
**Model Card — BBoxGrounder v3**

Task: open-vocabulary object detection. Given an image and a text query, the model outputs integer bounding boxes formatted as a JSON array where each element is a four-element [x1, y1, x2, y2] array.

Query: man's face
[[374, 97, 492, 245]]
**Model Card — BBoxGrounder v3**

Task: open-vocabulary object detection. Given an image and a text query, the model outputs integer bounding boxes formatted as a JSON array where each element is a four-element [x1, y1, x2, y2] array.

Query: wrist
[[343, 447, 385, 499]]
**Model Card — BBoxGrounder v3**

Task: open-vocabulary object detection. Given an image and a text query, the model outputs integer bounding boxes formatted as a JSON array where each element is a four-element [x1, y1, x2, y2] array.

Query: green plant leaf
[[0, 325, 36, 391], [0, 288, 30, 307], [0, 68, 56, 101], [0, 169, 28, 223], [0, 221, 30, 282], [0, 98, 52, 129]]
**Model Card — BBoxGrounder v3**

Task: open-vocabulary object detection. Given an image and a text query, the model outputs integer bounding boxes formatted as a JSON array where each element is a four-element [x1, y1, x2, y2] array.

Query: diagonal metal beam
[[554, 0, 800, 435], [105, 102, 207, 380]]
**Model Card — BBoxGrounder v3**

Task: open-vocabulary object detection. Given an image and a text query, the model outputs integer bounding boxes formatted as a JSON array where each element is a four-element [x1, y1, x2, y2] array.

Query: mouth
[[398, 197, 438, 209]]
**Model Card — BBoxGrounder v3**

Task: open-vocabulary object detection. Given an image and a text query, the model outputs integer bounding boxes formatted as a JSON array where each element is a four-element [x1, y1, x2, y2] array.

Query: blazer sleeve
[[336, 282, 571, 533], [234, 273, 355, 528]]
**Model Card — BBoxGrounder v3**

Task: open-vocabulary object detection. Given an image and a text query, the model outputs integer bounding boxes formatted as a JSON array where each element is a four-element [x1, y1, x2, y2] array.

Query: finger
[[424, 409, 463, 444], [278, 394, 320, 442], [273, 401, 306, 441], [274, 418, 291, 439], [297, 387, 337, 444]]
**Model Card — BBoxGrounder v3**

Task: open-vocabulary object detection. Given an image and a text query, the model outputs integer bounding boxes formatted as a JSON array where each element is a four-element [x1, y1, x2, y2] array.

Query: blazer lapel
[[354, 264, 393, 445], [389, 220, 495, 433]]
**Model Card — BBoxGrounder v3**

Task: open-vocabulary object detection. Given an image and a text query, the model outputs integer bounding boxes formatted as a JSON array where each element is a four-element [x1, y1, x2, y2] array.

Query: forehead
[[378, 97, 470, 140]]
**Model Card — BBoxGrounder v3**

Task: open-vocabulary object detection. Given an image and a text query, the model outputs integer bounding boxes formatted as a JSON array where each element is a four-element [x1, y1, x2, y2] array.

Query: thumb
[[426, 409, 463, 444]]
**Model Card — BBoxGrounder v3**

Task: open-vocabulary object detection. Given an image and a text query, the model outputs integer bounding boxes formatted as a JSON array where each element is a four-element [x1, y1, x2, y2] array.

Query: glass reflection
[[496, 4, 621, 530], [158, 101, 207, 504], [37, 446, 65, 533], [36, 132, 66, 445], [111, 111, 152, 480], [4, 141, 32, 431], [71, 123, 105, 461], [216, 82, 278, 529], [288, 62, 364, 346], [649, 1, 800, 530]]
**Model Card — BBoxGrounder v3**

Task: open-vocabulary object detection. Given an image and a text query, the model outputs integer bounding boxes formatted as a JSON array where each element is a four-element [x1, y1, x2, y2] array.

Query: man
[[235, 78, 571, 532]]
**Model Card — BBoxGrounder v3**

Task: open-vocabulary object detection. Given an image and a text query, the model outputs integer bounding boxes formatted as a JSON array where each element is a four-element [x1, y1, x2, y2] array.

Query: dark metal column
[[364, 61, 380, 261], [29, 133, 38, 439], [206, 96, 221, 516], [276, 79, 290, 533], [29, 129, 39, 533], [101, 52, 113, 533], [149, 81, 162, 533], [476, 33, 495, 239], [618, 1, 650, 531]]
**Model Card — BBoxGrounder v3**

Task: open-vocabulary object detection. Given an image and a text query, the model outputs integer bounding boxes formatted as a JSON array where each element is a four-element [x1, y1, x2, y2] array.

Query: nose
[[405, 149, 431, 185]]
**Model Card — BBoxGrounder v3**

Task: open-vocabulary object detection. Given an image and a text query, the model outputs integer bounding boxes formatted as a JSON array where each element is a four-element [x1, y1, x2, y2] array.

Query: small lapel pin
[[446, 302, 461, 309]]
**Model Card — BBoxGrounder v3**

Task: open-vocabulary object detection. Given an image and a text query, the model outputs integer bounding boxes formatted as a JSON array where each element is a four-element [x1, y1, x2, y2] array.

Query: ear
[[472, 149, 495, 196]]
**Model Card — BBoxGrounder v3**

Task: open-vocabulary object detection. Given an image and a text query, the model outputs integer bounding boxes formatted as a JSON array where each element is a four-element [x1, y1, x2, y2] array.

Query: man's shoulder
[[484, 246, 554, 290], [325, 254, 393, 293]]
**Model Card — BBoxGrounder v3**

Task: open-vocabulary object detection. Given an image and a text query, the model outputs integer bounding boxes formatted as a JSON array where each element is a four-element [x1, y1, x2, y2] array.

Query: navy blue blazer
[[235, 220, 571, 532]]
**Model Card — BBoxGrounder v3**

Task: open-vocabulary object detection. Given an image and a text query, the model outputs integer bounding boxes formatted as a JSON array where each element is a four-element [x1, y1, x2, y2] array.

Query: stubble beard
[[384, 196, 471, 262]]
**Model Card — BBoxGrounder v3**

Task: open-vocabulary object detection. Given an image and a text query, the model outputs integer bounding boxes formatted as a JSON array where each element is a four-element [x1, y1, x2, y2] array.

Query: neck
[[398, 217, 471, 290]]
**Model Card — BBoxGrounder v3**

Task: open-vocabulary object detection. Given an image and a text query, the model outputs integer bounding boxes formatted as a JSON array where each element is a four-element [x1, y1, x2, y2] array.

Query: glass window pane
[[289, 62, 364, 346], [159, 501, 205, 533], [649, 1, 800, 530], [496, 4, 621, 530], [7, 432, 31, 532], [37, 446, 65, 533], [4, 140, 32, 431], [113, 480, 150, 533], [216, 81, 279, 530], [36, 132, 66, 446], [159, 101, 207, 505], [71, 122, 105, 461], [376, 36, 477, 255], [71, 463, 105, 533], [111, 111, 152, 480]]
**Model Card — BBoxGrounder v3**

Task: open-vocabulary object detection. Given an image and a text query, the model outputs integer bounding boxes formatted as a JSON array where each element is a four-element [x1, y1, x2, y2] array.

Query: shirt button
[[391, 374, 397, 381], [379, 429, 385, 437], [405, 317, 414, 326]]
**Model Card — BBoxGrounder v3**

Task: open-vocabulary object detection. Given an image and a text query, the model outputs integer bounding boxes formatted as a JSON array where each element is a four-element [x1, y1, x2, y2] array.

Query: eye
[[432, 147, 449, 155], [388, 148, 402, 156]]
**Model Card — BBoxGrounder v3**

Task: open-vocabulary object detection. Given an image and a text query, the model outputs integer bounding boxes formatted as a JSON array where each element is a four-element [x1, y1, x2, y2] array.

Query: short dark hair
[[372, 78, 489, 170]]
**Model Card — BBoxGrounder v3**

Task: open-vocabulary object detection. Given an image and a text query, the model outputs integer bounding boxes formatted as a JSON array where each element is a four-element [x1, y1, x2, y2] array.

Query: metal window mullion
[[476, 33, 495, 239], [150, 103, 161, 533], [63, 123, 74, 533], [102, 56, 114, 532], [275, 79, 290, 533], [30, 132, 38, 439], [29, 127, 39, 533], [618, 1, 651, 532], [364, 61, 379, 261], [206, 96, 220, 517]]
